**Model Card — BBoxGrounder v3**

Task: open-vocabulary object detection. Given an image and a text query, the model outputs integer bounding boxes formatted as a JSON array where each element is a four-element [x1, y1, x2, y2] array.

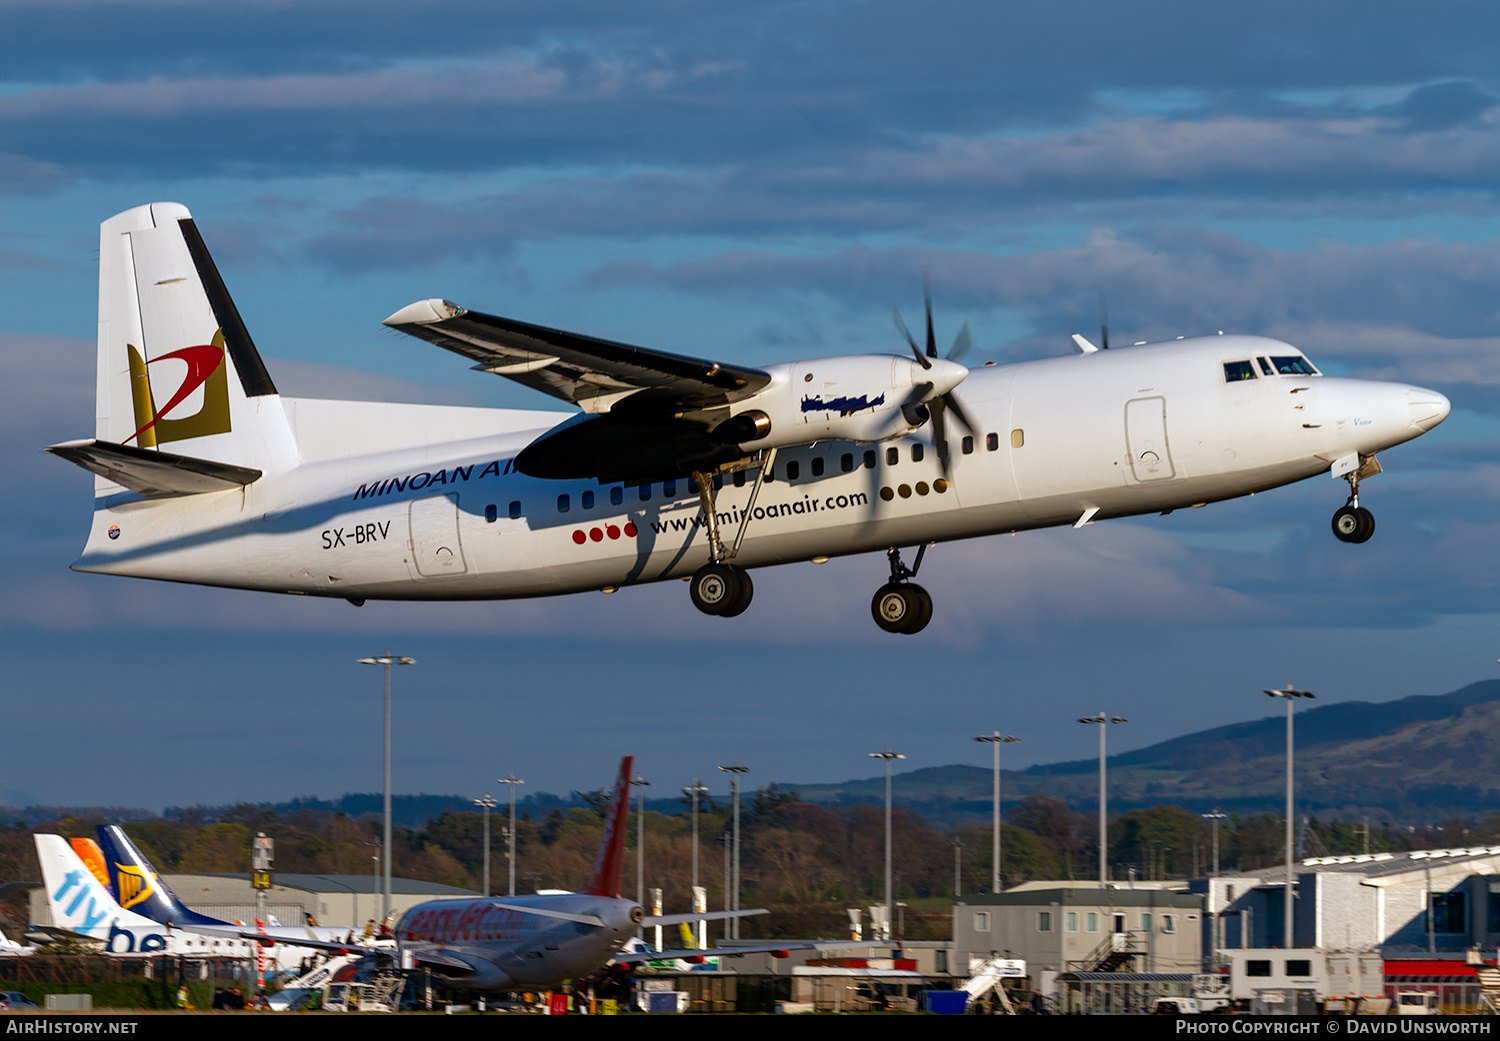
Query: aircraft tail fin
[[582, 756, 635, 898], [34, 834, 144, 938], [95, 824, 227, 928], [75, 202, 297, 497]]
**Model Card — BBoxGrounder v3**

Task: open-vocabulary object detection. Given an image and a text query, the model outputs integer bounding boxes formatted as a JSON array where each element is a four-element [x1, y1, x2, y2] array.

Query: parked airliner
[[49, 204, 1450, 633]]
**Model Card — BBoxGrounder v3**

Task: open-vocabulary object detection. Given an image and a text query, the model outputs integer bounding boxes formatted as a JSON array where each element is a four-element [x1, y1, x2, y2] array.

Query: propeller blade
[[923, 269, 937, 359], [892, 307, 931, 369], [948, 321, 973, 363], [944, 389, 977, 435], [930, 394, 949, 477]]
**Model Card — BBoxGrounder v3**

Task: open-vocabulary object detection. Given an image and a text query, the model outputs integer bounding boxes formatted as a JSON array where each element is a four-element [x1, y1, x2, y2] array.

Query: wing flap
[[384, 299, 771, 412], [47, 439, 262, 498]]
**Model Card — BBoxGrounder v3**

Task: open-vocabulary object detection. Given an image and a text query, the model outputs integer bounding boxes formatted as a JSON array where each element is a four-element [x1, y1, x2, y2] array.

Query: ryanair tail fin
[[95, 824, 228, 929], [49, 202, 298, 497], [582, 756, 635, 899]]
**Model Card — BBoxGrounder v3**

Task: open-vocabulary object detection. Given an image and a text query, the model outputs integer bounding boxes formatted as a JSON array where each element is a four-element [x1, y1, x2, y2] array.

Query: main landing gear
[[1331, 455, 1379, 544], [687, 452, 773, 619], [871, 545, 933, 635]]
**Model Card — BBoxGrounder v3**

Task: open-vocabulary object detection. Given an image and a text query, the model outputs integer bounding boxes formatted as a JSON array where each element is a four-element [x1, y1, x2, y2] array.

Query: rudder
[[92, 203, 296, 494]]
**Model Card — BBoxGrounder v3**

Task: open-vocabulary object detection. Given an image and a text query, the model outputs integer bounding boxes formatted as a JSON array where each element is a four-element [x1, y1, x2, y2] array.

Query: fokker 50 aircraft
[[49, 204, 1451, 633]]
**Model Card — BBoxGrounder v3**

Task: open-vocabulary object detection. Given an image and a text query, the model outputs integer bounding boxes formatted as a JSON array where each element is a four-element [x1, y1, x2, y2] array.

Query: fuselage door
[[1124, 396, 1176, 482], [409, 494, 468, 577]]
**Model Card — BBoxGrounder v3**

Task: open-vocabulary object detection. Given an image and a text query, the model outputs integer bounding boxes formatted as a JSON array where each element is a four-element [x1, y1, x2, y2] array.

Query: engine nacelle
[[711, 355, 967, 450]]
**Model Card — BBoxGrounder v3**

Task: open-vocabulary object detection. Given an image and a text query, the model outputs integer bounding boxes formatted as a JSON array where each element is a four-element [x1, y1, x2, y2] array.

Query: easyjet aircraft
[[49, 204, 1450, 633]]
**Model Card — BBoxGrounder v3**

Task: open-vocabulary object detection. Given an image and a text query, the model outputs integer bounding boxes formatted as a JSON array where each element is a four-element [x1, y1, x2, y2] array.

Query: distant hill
[[790, 680, 1500, 823]]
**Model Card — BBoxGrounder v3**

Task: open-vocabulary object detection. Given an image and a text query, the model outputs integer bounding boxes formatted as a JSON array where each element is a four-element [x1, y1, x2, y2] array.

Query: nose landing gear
[[1331, 454, 1380, 544], [871, 545, 933, 635]]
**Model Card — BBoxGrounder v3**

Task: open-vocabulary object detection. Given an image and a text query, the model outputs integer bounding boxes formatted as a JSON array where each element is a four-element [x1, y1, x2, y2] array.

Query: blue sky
[[4, 0, 1500, 811]]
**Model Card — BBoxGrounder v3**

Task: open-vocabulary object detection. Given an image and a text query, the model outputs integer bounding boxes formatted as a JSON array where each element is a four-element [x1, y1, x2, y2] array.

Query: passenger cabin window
[[733, 470, 746, 487], [1271, 355, 1319, 375], [557, 494, 570, 513], [582, 490, 595, 509], [639, 484, 652, 502], [610, 486, 624, 506], [812, 457, 825, 477], [485, 504, 498, 523], [508, 501, 522, 520], [1223, 360, 1257, 382], [664, 479, 677, 497], [841, 453, 854, 473], [911, 443, 924, 463], [786, 460, 801, 481], [962, 435, 974, 455], [886, 447, 899, 466], [864, 450, 877, 469]]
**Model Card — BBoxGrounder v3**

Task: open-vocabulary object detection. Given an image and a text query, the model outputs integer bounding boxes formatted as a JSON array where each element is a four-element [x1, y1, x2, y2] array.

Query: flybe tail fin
[[95, 824, 227, 928], [53, 202, 298, 498], [34, 834, 155, 937], [582, 756, 635, 898]]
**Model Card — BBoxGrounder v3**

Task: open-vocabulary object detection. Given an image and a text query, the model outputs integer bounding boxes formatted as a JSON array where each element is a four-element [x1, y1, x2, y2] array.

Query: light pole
[[718, 764, 748, 939], [473, 791, 498, 897], [1202, 808, 1228, 877], [869, 749, 905, 942], [1077, 712, 1126, 886], [973, 733, 1020, 893], [683, 779, 710, 948], [357, 652, 415, 921], [497, 773, 524, 896], [1264, 684, 1314, 947], [634, 773, 650, 906]]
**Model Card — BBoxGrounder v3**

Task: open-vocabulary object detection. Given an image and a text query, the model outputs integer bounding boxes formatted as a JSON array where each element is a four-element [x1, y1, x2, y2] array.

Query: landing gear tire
[[690, 563, 753, 617], [1331, 505, 1376, 544], [871, 583, 932, 635]]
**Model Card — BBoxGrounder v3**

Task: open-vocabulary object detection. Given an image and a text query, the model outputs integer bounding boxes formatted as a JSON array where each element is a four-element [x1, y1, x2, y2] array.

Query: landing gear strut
[[871, 545, 933, 635], [687, 451, 774, 618], [1331, 458, 1377, 544]]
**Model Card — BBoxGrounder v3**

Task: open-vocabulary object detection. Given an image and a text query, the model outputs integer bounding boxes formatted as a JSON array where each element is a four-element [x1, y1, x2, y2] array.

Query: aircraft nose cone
[[1408, 387, 1450, 432]]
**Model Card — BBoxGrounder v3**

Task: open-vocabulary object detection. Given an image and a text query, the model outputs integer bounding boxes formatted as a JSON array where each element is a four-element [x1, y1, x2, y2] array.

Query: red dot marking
[[606, 525, 620, 539], [623, 522, 637, 537], [572, 530, 586, 545], [590, 528, 603, 542]]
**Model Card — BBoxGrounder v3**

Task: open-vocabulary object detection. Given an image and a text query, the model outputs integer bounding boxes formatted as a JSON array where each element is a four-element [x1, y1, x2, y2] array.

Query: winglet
[[582, 757, 635, 898]]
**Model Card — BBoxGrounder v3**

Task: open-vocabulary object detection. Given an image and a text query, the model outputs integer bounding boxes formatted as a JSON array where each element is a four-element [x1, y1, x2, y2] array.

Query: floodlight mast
[[496, 773, 524, 896], [868, 749, 905, 941], [357, 653, 415, 921], [973, 733, 1020, 893], [1077, 712, 1127, 886], [1264, 684, 1314, 945]]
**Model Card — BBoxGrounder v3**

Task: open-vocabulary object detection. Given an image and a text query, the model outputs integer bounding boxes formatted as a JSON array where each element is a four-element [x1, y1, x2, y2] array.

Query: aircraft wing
[[614, 940, 867, 965], [642, 908, 768, 928], [383, 299, 772, 414]]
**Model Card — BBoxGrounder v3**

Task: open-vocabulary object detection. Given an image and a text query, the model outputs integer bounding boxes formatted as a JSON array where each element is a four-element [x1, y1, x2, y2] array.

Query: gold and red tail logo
[[126, 330, 231, 447], [114, 863, 157, 911]]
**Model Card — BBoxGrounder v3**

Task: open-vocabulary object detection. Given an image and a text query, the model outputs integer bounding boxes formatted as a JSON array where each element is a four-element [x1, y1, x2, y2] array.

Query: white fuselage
[[395, 894, 643, 991], [72, 335, 1448, 600]]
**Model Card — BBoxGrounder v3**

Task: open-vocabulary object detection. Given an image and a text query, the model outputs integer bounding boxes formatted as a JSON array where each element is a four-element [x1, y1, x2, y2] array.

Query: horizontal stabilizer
[[46, 439, 261, 498]]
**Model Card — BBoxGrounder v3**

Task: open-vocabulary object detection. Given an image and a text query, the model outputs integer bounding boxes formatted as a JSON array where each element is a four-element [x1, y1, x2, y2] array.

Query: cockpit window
[[1223, 361, 1257, 382], [1257, 357, 1274, 375], [1270, 355, 1319, 375]]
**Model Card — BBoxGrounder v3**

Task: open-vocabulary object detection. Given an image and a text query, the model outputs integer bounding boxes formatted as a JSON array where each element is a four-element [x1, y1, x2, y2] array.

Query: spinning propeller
[[892, 271, 976, 478]]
